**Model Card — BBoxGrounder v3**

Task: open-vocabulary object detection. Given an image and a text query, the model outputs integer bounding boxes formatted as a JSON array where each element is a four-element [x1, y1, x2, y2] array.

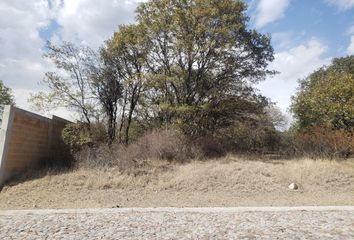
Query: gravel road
[[1, 207, 354, 239]]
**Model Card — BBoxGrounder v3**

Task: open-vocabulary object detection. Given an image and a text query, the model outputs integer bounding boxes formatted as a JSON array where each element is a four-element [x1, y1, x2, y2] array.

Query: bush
[[120, 129, 200, 163], [73, 129, 203, 171], [193, 137, 226, 158], [293, 127, 353, 159], [62, 122, 107, 153], [214, 122, 283, 154], [62, 123, 92, 152]]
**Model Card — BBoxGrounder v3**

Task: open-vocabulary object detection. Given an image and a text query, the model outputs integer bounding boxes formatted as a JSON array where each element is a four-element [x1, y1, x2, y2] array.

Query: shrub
[[73, 129, 203, 171], [193, 137, 225, 158], [214, 122, 283, 154], [62, 122, 107, 153], [121, 129, 200, 163], [62, 123, 91, 152], [294, 127, 353, 159]]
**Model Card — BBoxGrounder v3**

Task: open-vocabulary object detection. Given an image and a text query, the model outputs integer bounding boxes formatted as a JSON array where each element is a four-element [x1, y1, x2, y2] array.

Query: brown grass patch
[[1, 156, 353, 209]]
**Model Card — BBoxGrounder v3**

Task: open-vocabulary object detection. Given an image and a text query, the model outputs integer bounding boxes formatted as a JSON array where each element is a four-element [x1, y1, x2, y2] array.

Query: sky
[[0, 0, 353, 121]]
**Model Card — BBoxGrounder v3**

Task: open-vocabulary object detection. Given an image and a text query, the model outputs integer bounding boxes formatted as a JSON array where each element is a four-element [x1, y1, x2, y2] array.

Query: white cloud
[[271, 31, 308, 51], [0, 0, 142, 118], [0, 0, 340, 125], [258, 39, 330, 114], [0, 1, 52, 92], [345, 25, 354, 55], [347, 25, 354, 35], [12, 88, 36, 110], [347, 36, 354, 54], [325, 0, 354, 11], [255, 0, 291, 28], [53, 0, 141, 48], [271, 32, 294, 50]]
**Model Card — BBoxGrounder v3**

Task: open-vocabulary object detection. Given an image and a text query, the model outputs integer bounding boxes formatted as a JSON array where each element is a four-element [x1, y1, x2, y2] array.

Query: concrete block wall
[[0, 105, 71, 186]]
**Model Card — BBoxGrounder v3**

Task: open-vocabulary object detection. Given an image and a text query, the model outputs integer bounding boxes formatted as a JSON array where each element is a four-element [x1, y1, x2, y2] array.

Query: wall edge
[[0, 105, 15, 187]]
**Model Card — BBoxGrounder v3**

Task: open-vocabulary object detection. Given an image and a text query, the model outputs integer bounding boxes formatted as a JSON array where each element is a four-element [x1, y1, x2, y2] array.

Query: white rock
[[288, 183, 299, 190]]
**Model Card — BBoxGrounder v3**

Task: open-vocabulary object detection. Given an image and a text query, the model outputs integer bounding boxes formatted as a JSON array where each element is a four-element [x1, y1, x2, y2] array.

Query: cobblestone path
[[1, 207, 354, 239]]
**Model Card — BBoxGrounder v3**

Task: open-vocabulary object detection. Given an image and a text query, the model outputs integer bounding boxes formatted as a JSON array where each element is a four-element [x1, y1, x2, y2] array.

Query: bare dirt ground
[[0, 156, 353, 209]]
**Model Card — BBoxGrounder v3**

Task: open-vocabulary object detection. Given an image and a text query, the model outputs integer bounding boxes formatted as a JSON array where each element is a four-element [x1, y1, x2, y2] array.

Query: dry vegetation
[[1, 156, 353, 209]]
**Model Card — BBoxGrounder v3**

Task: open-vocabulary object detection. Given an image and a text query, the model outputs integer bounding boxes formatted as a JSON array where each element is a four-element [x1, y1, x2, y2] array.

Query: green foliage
[[105, 0, 276, 140], [36, 0, 285, 157], [62, 122, 108, 153], [0, 80, 15, 106], [172, 95, 269, 137], [0, 81, 15, 122], [104, 24, 148, 144], [291, 55, 354, 132], [213, 112, 283, 153], [136, 0, 275, 106], [62, 123, 92, 153]]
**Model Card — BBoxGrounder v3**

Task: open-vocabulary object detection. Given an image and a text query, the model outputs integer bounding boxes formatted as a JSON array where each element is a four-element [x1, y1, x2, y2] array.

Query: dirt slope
[[1, 156, 353, 209]]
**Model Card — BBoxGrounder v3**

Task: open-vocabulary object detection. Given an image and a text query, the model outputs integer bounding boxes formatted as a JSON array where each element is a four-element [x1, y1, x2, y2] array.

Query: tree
[[31, 0, 277, 148], [30, 41, 125, 143], [30, 41, 100, 125], [133, 0, 275, 134], [0, 80, 15, 106], [291, 55, 354, 132], [102, 0, 275, 141], [265, 105, 287, 130], [105, 24, 150, 144], [91, 49, 123, 144], [0, 80, 15, 122]]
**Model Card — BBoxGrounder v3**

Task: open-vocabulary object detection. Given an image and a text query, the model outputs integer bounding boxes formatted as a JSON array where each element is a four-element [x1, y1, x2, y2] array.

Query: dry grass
[[0, 156, 353, 209]]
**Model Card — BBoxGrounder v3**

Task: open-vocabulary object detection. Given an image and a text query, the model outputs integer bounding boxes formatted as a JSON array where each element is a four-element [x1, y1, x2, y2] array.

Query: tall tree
[[90, 50, 123, 144], [291, 55, 354, 132], [30, 41, 100, 125], [105, 24, 150, 143], [135, 0, 275, 132], [31, 41, 127, 143]]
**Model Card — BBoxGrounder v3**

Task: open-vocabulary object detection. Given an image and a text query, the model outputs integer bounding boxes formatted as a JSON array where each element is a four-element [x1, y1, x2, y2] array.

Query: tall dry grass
[[73, 129, 208, 171], [5, 156, 354, 193]]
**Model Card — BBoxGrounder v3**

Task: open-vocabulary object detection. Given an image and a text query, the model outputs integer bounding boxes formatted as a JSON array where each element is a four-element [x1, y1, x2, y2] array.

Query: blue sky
[[0, 0, 353, 121], [247, 0, 354, 57]]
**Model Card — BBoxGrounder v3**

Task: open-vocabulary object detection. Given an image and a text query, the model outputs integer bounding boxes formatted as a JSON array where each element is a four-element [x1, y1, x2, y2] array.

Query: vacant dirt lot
[[0, 156, 353, 209]]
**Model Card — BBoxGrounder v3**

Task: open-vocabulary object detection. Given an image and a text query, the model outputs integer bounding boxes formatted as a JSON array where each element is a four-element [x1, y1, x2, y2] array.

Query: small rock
[[288, 183, 299, 190]]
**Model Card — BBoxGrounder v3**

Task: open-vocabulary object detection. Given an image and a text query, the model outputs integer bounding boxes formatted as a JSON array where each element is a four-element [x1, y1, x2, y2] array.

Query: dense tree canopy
[[135, 0, 274, 105], [291, 55, 354, 132], [104, 0, 276, 141], [32, 0, 277, 145]]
